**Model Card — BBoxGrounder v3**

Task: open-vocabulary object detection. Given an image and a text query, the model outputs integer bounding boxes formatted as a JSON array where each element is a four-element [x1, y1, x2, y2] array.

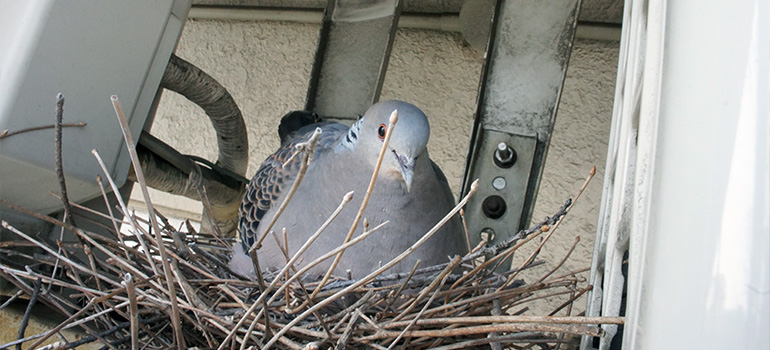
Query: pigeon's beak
[[395, 152, 415, 193]]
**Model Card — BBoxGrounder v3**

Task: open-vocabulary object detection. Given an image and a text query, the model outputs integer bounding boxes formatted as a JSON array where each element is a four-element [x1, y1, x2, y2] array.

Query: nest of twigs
[[0, 177, 620, 350], [0, 96, 621, 350]]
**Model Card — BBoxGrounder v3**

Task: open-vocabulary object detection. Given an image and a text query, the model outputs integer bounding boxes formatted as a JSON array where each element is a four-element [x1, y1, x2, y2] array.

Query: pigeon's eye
[[377, 124, 387, 139]]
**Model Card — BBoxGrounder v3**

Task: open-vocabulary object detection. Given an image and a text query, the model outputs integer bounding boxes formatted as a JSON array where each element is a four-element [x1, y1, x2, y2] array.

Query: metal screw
[[480, 228, 495, 242], [482, 195, 507, 219], [492, 176, 506, 190], [494, 142, 516, 168]]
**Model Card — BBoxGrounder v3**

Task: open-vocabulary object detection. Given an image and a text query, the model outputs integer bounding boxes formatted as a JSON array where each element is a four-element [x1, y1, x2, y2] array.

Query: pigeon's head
[[359, 100, 430, 192]]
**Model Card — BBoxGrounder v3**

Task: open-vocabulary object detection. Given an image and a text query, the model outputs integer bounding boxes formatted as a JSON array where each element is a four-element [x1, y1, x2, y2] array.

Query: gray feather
[[236, 100, 466, 280]]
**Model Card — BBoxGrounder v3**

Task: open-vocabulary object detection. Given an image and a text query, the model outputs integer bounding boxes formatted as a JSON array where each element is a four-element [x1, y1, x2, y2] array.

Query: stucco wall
[[136, 18, 618, 314], [519, 38, 618, 314]]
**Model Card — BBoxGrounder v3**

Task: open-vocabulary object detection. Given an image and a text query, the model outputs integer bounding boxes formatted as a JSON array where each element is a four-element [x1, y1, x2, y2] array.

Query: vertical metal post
[[305, 0, 402, 119], [461, 0, 581, 257]]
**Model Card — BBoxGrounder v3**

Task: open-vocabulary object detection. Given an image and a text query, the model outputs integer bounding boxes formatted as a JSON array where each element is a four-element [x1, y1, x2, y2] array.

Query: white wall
[[135, 18, 619, 314]]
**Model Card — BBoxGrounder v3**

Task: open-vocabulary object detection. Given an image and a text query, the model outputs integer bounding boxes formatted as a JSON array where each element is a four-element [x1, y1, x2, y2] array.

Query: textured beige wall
[[138, 19, 618, 313]]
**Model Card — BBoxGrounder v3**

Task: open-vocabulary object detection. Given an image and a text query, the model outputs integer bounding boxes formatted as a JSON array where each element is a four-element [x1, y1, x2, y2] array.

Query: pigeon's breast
[[253, 147, 464, 279]]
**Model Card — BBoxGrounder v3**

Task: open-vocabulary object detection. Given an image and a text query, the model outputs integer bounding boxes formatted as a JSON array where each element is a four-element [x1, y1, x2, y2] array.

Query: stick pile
[[0, 95, 621, 349]]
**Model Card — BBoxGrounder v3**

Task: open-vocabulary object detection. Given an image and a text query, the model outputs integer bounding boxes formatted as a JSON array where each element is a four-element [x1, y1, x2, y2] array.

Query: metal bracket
[[461, 0, 581, 261], [305, 0, 402, 119], [464, 130, 538, 250]]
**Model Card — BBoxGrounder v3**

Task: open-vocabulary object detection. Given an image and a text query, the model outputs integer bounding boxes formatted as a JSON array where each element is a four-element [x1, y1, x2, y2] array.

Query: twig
[[279, 191, 359, 312], [53, 93, 76, 227], [1, 220, 120, 288], [197, 185, 227, 243], [501, 167, 595, 290], [47, 94, 78, 296], [330, 311, 353, 334], [0, 289, 24, 311], [56, 315, 167, 350], [315, 110, 399, 297], [356, 309, 382, 331], [0, 122, 86, 139], [310, 291, 375, 329], [0, 272, 112, 350], [554, 280, 577, 350], [84, 245, 103, 292], [335, 310, 360, 350], [447, 227, 545, 293], [509, 288, 586, 311], [397, 286, 532, 322], [357, 340, 388, 350], [91, 150, 158, 275], [53, 239, 86, 289], [258, 240, 336, 348], [93, 176, 130, 260], [219, 220, 390, 349], [242, 192, 358, 346], [466, 198, 571, 262], [122, 274, 139, 350], [382, 315, 623, 328], [489, 298, 504, 350], [250, 128, 323, 250], [256, 191, 354, 303], [537, 236, 580, 284], [110, 95, 184, 348], [22, 279, 145, 350], [129, 222, 219, 280], [279, 229, 291, 310], [17, 278, 42, 350], [359, 323, 603, 341], [391, 256, 461, 323], [384, 259, 421, 313], [0, 266, 119, 305], [387, 256, 461, 349], [261, 180, 479, 349], [548, 266, 591, 282], [429, 332, 553, 350], [459, 209, 472, 259], [548, 286, 591, 317], [242, 248, 271, 350]]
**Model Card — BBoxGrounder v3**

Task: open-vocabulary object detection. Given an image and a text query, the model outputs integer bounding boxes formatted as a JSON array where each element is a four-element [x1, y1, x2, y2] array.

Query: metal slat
[[462, 0, 581, 257], [305, 0, 402, 119]]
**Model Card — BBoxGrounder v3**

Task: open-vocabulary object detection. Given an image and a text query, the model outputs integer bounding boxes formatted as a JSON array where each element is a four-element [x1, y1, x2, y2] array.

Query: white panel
[[0, 0, 190, 213], [586, 0, 769, 349], [634, 0, 770, 348]]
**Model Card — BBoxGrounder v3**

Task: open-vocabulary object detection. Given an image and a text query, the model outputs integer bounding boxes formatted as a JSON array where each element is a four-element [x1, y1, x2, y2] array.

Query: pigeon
[[233, 100, 466, 280], [276, 110, 322, 146]]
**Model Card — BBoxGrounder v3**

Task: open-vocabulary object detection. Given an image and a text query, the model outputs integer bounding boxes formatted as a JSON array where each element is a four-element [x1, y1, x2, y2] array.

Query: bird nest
[[0, 173, 620, 350], [0, 97, 621, 349]]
